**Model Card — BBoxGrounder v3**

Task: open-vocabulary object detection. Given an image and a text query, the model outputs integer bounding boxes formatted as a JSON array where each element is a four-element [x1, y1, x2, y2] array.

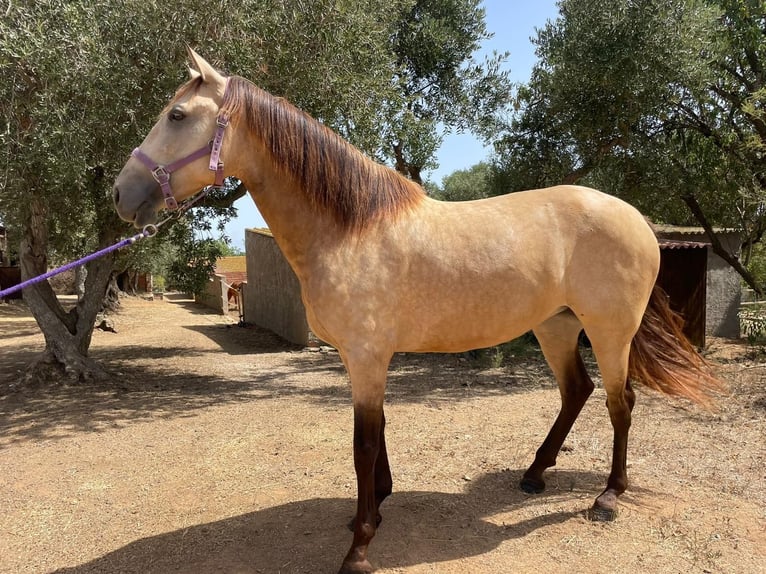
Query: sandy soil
[[0, 294, 764, 574]]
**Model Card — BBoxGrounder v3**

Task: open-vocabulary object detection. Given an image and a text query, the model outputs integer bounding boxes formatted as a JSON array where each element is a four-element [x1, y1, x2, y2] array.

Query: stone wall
[[195, 273, 228, 315]]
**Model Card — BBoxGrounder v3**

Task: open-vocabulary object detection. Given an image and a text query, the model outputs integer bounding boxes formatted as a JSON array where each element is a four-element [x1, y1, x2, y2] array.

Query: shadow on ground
[[50, 468, 642, 574], [0, 296, 555, 447], [0, 346, 553, 448]]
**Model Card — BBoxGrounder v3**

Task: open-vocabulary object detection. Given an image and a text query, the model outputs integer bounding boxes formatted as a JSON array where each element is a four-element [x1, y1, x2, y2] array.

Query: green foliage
[[213, 240, 245, 257], [745, 241, 766, 288], [739, 304, 766, 347], [166, 225, 223, 296], [431, 162, 492, 201], [384, 0, 512, 182], [493, 0, 719, 195], [468, 333, 540, 369], [490, 0, 766, 291]]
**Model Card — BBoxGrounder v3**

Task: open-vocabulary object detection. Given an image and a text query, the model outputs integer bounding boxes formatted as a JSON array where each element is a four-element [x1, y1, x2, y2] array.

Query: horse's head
[[113, 48, 229, 228]]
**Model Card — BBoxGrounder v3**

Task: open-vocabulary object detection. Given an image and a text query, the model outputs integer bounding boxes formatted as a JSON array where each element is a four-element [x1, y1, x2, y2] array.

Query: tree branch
[[198, 180, 249, 209], [681, 192, 763, 295]]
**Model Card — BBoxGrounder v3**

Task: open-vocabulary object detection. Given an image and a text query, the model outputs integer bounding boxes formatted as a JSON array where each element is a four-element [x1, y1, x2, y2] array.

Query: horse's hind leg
[[585, 334, 636, 521], [521, 312, 594, 494]]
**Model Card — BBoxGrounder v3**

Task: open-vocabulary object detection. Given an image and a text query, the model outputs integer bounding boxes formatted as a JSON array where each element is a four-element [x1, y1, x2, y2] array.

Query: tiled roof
[[215, 256, 247, 273], [659, 240, 708, 250], [216, 271, 247, 286], [653, 225, 739, 235]]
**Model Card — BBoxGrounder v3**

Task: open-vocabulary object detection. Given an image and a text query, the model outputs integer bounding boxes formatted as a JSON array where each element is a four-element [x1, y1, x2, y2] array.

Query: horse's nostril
[[113, 186, 120, 205]]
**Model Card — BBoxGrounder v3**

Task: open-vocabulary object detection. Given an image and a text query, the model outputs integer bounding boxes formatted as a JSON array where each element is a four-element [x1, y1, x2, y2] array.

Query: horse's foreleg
[[346, 410, 391, 531], [339, 354, 391, 574], [338, 404, 385, 574], [374, 411, 393, 518], [522, 316, 593, 493]]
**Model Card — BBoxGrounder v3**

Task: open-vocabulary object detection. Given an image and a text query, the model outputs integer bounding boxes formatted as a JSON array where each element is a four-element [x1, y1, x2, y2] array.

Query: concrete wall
[[655, 227, 742, 338], [195, 273, 228, 315], [244, 229, 311, 345]]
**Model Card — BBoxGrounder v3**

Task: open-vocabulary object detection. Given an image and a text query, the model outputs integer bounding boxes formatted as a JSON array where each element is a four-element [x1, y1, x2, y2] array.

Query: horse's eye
[[168, 108, 185, 122]]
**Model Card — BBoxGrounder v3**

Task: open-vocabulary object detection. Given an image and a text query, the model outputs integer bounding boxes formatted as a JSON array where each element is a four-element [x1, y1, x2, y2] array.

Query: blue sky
[[223, 0, 560, 248]]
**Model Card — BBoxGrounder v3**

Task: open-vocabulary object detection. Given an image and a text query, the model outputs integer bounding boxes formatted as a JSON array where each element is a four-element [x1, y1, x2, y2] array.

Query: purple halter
[[131, 80, 230, 210]]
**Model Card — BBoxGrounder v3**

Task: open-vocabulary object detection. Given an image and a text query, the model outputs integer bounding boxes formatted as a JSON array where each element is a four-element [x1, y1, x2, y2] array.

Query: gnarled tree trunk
[[19, 196, 117, 384]]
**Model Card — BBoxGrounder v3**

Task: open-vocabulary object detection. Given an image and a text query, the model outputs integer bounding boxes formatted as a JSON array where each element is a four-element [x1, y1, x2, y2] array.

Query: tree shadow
[[0, 311, 555, 447], [0, 346, 553, 448], [50, 468, 649, 574]]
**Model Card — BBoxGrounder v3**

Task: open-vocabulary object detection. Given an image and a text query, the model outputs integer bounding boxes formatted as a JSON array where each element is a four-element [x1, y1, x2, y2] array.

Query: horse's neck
[[239, 162, 336, 274]]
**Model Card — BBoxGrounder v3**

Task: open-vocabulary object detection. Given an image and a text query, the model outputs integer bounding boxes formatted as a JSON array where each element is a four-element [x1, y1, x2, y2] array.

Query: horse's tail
[[629, 285, 725, 407]]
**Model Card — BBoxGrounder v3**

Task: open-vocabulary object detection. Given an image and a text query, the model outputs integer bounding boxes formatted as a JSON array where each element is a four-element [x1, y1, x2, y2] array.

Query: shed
[[654, 226, 742, 339], [657, 241, 708, 347], [214, 256, 248, 287], [195, 256, 248, 314]]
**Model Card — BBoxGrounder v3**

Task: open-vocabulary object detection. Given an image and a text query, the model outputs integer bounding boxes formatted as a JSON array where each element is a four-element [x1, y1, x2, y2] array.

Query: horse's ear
[[186, 46, 223, 85]]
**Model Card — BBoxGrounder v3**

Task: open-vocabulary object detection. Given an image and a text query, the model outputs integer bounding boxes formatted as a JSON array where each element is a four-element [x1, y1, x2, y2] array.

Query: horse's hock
[[244, 228, 314, 346]]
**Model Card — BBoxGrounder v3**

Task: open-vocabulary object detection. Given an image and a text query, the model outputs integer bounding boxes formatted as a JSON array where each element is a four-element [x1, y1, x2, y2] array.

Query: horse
[[113, 49, 722, 574], [227, 280, 243, 309]]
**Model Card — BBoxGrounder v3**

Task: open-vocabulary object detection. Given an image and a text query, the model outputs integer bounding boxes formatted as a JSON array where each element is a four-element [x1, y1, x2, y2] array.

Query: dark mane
[[221, 76, 424, 231]]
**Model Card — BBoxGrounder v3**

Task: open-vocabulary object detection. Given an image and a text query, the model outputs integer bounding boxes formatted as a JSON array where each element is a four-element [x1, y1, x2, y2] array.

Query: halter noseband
[[131, 79, 230, 210]]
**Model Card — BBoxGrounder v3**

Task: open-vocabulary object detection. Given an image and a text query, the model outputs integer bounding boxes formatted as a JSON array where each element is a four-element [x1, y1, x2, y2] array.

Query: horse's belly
[[394, 295, 563, 353]]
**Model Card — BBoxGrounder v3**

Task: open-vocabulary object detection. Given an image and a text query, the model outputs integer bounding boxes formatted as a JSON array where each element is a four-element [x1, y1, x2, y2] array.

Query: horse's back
[[415, 185, 658, 286]]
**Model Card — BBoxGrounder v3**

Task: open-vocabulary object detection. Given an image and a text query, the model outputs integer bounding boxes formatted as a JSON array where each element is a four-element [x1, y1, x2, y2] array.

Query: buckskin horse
[[113, 49, 722, 574]]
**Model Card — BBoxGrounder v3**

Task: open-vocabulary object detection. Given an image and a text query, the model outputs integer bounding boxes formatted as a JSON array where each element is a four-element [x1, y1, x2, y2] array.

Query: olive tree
[[492, 0, 766, 292]]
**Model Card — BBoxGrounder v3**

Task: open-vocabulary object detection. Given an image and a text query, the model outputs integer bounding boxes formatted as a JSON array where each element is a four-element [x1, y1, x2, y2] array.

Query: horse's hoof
[[338, 559, 374, 574], [519, 477, 546, 494], [587, 502, 618, 522]]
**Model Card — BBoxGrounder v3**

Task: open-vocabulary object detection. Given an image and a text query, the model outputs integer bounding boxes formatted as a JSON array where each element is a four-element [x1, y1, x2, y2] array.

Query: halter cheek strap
[[209, 114, 229, 187], [131, 79, 230, 210]]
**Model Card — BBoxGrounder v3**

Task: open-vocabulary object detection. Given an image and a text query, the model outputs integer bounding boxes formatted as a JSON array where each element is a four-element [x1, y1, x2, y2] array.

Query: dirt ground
[[0, 294, 764, 574]]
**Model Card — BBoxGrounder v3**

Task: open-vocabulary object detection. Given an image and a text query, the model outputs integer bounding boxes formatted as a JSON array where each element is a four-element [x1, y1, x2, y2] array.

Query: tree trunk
[[74, 265, 87, 301], [102, 272, 122, 312], [682, 193, 763, 296], [392, 142, 424, 185], [19, 196, 116, 384]]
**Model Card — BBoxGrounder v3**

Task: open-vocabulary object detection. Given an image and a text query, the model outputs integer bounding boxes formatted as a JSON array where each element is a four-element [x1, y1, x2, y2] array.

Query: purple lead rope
[[0, 186, 211, 300], [0, 229, 150, 299]]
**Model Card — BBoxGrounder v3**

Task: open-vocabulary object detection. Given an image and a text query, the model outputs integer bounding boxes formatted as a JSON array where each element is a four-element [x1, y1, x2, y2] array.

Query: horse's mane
[[220, 76, 425, 232]]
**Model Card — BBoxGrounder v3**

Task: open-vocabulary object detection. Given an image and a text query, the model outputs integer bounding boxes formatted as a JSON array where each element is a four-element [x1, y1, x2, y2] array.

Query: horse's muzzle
[[113, 175, 162, 228]]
